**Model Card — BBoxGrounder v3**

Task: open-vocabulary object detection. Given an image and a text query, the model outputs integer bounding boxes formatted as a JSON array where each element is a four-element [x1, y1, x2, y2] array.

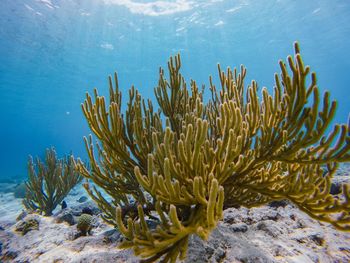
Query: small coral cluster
[[77, 213, 93, 236], [15, 218, 39, 235]]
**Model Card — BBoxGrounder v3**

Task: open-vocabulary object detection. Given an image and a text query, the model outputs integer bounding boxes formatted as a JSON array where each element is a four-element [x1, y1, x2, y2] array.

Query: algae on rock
[[76, 42, 350, 262], [24, 148, 83, 216]]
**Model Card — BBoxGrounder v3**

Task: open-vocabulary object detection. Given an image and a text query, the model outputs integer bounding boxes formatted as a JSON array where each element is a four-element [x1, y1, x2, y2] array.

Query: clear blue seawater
[[0, 0, 349, 181]]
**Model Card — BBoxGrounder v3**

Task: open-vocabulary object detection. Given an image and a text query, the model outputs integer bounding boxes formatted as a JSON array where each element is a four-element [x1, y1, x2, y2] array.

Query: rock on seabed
[[0, 203, 350, 263], [1, 177, 350, 263]]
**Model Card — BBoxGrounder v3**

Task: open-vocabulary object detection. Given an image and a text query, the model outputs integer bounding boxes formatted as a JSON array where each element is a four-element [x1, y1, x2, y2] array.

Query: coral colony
[[25, 43, 349, 262], [23, 148, 82, 216]]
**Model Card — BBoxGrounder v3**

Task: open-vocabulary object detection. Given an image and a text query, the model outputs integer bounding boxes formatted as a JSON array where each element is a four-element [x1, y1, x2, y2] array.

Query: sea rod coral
[[24, 148, 82, 216], [75, 42, 350, 262]]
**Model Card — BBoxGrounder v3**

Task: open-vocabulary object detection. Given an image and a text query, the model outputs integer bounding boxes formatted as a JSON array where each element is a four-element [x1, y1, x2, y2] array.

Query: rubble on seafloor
[[0, 176, 350, 263]]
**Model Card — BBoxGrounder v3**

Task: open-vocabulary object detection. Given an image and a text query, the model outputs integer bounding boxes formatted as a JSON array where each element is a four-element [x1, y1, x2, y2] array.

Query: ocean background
[[0, 0, 349, 182]]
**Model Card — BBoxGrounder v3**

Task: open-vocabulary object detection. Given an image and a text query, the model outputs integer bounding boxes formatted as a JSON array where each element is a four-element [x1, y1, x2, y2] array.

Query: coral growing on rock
[[23, 148, 83, 216], [76, 42, 350, 262], [77, 213, 93, 235], [15, 218, 39, 235]]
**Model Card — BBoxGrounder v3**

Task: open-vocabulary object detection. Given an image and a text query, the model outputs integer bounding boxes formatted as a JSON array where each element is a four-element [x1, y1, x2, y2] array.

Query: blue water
[[0, 0, 350, 181]]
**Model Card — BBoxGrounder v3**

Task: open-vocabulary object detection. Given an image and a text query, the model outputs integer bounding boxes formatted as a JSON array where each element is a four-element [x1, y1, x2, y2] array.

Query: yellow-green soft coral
[[75, 42, 350, 262], [24, 148, 83, 216]]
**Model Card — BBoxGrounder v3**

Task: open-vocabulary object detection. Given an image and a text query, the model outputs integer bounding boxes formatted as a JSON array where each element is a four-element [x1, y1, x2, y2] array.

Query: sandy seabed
[[0, 165, 350, 263]]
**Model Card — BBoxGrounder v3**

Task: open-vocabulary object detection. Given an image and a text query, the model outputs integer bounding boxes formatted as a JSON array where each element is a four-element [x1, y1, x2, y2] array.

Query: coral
[[15, 218, 39, 235], [23, 148, 83, 216], [77, 214, 93, 235], [75, 42, 350, 262]]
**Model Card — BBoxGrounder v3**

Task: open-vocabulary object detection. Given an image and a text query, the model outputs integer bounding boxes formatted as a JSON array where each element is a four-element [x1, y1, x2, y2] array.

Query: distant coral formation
[[76, 42, 350, 262], [23, 148, 82, 216]]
